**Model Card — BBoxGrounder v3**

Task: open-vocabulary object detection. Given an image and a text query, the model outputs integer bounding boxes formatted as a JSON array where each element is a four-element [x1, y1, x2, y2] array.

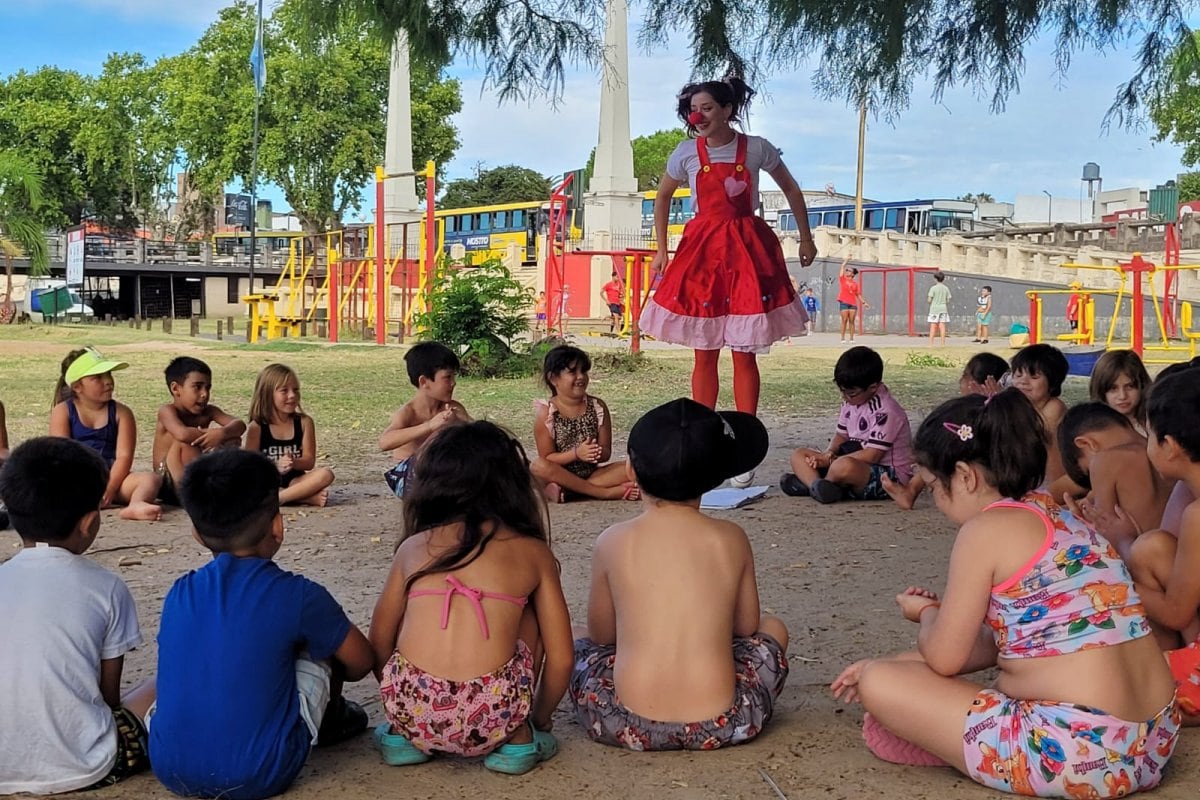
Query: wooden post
[[162, 317, 170, 333], [226, 315, 234, 335], [190, 316, 199, 336], [217, 320, 224, 340], [300, 320, 308, 337]]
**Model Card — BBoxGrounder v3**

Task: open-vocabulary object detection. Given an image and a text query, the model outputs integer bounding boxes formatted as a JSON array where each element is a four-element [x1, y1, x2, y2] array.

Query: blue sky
[[1, 0, 1193, 215]]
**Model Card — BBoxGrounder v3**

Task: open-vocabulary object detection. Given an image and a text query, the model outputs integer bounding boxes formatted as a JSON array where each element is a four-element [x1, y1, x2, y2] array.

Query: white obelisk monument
[[583, 0, 641, 242], [384, 34, 421, 225]]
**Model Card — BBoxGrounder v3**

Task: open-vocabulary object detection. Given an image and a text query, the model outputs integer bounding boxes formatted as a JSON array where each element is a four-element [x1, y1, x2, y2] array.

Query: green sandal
[[482, 728, 558, 775], [373, 723, 431, 766]]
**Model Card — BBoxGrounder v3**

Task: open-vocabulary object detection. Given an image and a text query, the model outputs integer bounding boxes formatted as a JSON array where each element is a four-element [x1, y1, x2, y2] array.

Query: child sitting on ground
[[530, 345, 639, 502], [831, 389, 1179, 797], [49, 348, 163, 521], [378, 342, 470, 498], [1010, 343, 1070, 486], [371, 420, 572, 773], [0, 437, 156, 794], [245, 363, 334, 507], [149, 449, 373, 799], [781, 345, 914, 504], [572, 398, 788, 750], [152, 356, 246, 505], [1057, 402, 1174, 559], [882, 352, 1009, 510], [1089, 349, 1151, 436], [1116, 372, 1200, 721]]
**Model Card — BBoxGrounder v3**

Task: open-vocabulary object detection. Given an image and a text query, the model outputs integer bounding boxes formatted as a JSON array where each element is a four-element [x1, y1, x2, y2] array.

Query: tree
[[0, 151, 48, 322], [1178, 172, 1200, 203], [1151, 33, 1200, 171], [958, 193, 995, 204], [440, 165, 549, 208], [584, 129, 687, 191], [163, 0, 461, 234], [290, 0, 1193, 120]]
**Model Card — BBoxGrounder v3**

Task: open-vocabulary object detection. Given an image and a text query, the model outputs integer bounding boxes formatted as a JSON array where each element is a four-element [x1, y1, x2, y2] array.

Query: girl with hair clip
[[640, 76, 813, 485], [832, 389, 1180, 798], [244, 363, 334, 507], [1089, 349, 1151, 436], [369, 421, 573, 775]]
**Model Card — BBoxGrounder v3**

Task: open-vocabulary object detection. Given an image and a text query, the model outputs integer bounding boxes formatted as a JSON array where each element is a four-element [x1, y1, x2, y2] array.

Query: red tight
[[691, 349, 760, 415]]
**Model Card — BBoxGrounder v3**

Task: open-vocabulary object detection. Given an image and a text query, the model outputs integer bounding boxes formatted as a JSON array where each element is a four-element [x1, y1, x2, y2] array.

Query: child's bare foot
[[621, 482, 640, 501], [299, 490, 329, 507], [543, 482, 565, 504], [120, 501, 163, 521], [881, 473, 915, 510]]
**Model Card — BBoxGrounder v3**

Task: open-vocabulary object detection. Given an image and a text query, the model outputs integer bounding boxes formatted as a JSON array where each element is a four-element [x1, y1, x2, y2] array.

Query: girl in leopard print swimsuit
[[530, 345, 640, 502]]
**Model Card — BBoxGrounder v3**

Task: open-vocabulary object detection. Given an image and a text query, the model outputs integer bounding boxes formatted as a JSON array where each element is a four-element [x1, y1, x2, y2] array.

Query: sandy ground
[[4, 408, 1198, 800]]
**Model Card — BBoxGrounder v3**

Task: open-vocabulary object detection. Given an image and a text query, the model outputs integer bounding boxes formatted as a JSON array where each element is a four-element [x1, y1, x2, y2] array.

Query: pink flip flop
[[862, 713, 948, 767]]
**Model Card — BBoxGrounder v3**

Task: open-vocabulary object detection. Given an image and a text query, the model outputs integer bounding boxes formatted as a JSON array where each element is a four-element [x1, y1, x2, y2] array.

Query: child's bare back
[[1090, 441, 1174, 542]]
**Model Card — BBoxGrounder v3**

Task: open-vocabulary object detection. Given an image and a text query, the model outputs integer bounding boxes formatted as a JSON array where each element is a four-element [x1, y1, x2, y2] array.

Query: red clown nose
[[687, 111, 704, 125]]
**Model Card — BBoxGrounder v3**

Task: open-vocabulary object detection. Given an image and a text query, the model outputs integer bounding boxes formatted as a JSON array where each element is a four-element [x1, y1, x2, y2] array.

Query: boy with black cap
[[570, 398, 789, 751]]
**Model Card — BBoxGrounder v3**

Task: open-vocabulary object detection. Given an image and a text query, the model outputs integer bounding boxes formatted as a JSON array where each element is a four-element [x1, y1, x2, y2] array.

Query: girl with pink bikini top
[[368, 420, 575, 776]]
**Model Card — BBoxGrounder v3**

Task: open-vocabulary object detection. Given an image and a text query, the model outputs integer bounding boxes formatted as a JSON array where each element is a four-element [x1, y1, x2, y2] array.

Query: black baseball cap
[[628, 398, 769, 502]]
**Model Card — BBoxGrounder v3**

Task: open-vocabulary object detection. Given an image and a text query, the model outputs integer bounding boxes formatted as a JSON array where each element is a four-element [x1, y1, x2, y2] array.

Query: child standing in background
[[926, 272, 951, 346], [973, 285, 992, 343], [530, 345, 639, 502], [378, 342, 470, 499], [801, 286, 819, 334], [1089, 349, 1151, 436], [371, 421, 572, 773], [245, 363, 334, 507], [50, 348, 162, 521]]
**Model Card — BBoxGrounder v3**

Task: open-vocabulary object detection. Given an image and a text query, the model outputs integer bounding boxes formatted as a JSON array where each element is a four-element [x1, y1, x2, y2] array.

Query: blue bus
[[778, 198, 976, 236]]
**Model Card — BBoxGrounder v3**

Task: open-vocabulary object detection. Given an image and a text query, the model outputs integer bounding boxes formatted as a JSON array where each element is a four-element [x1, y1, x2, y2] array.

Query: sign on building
[[66, 226, 85, 287]]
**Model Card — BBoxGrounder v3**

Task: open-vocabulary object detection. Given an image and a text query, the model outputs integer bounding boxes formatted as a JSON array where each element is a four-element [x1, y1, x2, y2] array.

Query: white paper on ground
[[699, 486, 769, 509]]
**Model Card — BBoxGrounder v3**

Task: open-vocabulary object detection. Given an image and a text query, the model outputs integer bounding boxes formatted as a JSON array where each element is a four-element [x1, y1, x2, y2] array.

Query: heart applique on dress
[[724, 176, 748, 198]]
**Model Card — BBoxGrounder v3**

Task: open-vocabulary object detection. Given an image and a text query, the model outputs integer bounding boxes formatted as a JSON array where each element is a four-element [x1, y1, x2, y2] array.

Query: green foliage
[[1179, 172, 1200, 203], [441, 164, 549, 209], [904, 351, 957, 369], [1149, 33, 1200, 168], [585, 128, 688, 191], [162, 0, 461, 234], [957, 193, 994, 204], [0, 151, 48, 284], [292, 0, 1190, 121], [415, 257, 533, 375]]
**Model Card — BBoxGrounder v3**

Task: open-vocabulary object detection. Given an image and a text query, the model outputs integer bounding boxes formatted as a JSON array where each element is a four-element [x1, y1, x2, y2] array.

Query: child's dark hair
[[1057, 402, 1133, 490], [1152, 356, 1200, 383], [963, 352, 1009, 386], [180, 449, 280, 552], [676, 77, 756, 134], [400, 420, 548, 592], [0, 437, 107, 542], [1088, 350, 1150, 424], [933, 271, 946, 283], [542, 345, 591, 394], [913, 389, 1046, 499], [53, 348, 88, 407], [834, 346, 884, 390], [982, 285, 992, 292], [1010, 343, 1069, 397], [405, 342, 459, 388], [1147, 371, 1200, 462], [165, 356, 212, 388]]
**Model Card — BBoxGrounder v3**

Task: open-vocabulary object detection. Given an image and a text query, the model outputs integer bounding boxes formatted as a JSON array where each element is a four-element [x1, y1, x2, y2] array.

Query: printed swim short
[[570, 633, 788, 751]]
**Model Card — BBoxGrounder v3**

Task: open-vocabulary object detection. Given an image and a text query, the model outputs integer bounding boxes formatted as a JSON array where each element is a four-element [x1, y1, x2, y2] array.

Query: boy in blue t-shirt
[[801, 287, 819, 334], [149, 449, 374, 800]]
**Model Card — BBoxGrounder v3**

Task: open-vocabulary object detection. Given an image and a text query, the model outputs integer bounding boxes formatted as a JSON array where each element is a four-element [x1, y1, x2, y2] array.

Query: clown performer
[[641, 77, 815, 485]]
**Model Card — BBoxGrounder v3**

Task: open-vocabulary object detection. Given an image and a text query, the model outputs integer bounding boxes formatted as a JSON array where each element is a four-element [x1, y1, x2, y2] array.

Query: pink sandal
[[861, 713, 948, 767]]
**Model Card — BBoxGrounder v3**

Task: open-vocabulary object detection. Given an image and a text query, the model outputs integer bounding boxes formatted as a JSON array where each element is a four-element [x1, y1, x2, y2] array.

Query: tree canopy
[[290, 0, 1199, 120], [585, 129, 687, 191], [1150, 31, 1200, 171], [440, 165, 550, 208]]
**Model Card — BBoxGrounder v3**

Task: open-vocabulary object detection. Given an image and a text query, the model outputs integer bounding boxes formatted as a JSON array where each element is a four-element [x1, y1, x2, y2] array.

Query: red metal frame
[[544, 174, 575, 334], [570, 249, 653, 353], [853, 265, 938, 335]]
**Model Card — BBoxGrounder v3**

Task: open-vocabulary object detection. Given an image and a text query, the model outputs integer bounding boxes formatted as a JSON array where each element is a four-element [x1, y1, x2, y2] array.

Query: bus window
[[807, 212, 820, 230], [494, 211, 508, 230], [669, 198, 684, 224], [864, 209, 884, 230], [844, 211, 855, 229], [478, 214, 491, 232], [445, 216, 458, 233], [777, 211, 795, 231], [822, 210, 841, 227], [885, 208, 902, 230], [461, 215, 473, 232], [642, 198, 654, 219], [512, 210, 524, 228]]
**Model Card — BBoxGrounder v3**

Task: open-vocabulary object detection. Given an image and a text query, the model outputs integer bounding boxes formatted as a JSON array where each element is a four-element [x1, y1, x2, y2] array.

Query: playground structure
[[1026, 249, 1200, 363], [850, 265, 941, 336]]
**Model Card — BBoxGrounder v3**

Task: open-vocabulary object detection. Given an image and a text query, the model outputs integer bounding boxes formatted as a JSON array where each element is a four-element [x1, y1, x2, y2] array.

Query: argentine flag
[[249, 0, 266, 95]]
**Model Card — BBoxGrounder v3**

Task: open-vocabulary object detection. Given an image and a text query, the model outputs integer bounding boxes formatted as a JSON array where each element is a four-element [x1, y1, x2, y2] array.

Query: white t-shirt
[[0, 544, 143, 794], [665, 134, 783, 212]]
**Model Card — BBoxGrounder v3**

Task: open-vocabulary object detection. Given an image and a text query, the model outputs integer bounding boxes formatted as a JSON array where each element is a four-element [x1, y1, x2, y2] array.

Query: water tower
[[1082, 162, 1102, 222]]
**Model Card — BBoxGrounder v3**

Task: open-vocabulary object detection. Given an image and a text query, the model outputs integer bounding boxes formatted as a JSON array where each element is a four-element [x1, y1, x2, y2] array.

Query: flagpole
[[248, 0, 264, 293]]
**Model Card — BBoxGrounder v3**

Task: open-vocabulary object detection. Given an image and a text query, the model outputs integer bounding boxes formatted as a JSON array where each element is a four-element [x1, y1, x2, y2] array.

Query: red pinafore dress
[[640, 134, 808, 352]]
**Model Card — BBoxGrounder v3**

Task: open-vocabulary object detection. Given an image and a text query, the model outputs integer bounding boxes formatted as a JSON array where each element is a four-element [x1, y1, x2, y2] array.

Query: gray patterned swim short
[[570, 633, 788, 751]]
